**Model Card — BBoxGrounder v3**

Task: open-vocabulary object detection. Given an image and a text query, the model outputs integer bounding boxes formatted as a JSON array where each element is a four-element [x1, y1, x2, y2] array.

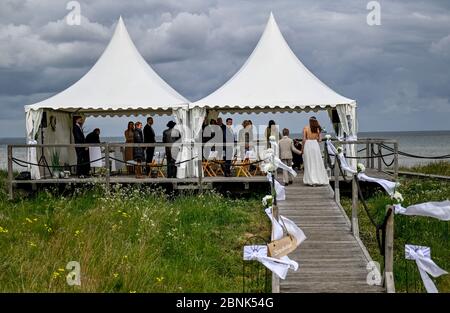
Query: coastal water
[[1, 131, 449, 171]]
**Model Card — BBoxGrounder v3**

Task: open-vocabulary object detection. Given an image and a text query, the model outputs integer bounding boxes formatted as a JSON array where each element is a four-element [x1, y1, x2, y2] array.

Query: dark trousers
[[75, 148, 90, 176], [167, 158, 177, 178], [146, 147, 155, 173]]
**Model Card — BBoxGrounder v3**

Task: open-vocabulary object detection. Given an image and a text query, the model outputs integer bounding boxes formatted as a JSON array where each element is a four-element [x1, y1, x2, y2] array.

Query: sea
[[1, 131, 449, 171]]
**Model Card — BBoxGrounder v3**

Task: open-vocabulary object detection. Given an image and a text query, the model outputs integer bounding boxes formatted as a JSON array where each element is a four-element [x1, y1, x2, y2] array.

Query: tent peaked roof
[[193, 12, 355, 112], [25, 16, 188, 115]]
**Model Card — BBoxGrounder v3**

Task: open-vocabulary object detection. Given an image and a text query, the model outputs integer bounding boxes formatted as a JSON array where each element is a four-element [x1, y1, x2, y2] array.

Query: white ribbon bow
[[337, 152, 357, 174], [357, 173, 399, 196], [405, 245, 448, 293], [264, 208, 307, 245], [266, 173, 285, 201], [243, 245, 299, 279], [394, 200, 450, 221]]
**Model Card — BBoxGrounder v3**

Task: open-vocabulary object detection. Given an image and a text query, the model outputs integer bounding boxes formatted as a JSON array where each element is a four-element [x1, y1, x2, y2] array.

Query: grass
[[400, 161, 450, 176], [341, 177, 450, 293], [0, 172, 270, 292]]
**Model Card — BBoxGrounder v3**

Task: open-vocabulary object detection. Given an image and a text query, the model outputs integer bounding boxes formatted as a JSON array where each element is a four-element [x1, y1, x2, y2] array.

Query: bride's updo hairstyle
[[309, 116, 321, 134]]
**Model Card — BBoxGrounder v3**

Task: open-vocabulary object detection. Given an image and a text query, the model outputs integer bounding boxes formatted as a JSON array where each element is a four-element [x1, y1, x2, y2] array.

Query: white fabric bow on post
[[394, 201, 450, 221], [264, 208, 307, 245], [357, 173, 399, 196], [405, 245, 448, 293], [243, 245, 299, 280], [326, 140, 356, 174]]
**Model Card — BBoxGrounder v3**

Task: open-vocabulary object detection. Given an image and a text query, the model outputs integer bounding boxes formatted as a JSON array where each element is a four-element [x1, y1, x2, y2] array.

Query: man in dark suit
[[72, 116, 89, 177], [143, 116, 156, 174], [223, 118, 235, 177], [163, 121, 180, 178]]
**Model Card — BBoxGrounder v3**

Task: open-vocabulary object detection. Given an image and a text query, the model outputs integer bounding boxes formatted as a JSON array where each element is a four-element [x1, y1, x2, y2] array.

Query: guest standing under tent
[[144, 117, 156, 174], [133, 121, 144, 178], [72, 116, 89, 177], [124, 121, 135, 174]]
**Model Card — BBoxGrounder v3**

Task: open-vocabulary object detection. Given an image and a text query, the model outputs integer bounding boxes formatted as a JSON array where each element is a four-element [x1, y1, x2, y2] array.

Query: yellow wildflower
[[129, 290, 136, 293], [52, 271, 60, 279], [58, 268, 65, 272], [25, 218, 33, 224], [29, 241, 37, 247], [156, 276, 164, 283], [0, 226, 8, 233], [113, 273, 119, 278]]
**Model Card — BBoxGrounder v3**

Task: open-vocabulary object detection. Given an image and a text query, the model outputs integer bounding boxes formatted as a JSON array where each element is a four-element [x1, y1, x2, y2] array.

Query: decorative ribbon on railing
[[264, 208, 307, 246], [357, 173, 399, 196], [326, 139, 357, 174], [243, 245, 298, 280], [266, 173, 285, 201], [394, 200, 450, 221], [405, 244, 448, 293]]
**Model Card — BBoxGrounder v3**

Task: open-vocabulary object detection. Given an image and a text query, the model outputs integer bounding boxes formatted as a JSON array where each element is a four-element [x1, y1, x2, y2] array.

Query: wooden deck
[[278, 176, 385, 293]]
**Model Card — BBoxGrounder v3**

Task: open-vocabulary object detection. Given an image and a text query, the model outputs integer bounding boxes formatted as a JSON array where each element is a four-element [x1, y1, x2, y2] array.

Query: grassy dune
[[0, 173, 270, 292], [400, 161, 450, 176], [342, 177, 450, 292]]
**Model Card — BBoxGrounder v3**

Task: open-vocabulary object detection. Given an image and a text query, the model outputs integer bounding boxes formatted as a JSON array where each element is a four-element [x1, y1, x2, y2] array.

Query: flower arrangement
[[269, 135, 276, 142], [262, 195, 273, 207], [324, 134, 332, 141], [357, 163, 366, 173], [336, 146, 343, 154], [391, 191, 404, 203]]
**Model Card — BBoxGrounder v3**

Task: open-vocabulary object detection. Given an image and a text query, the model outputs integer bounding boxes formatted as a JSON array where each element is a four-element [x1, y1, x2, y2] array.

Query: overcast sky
[[0, 0, 449, 137]]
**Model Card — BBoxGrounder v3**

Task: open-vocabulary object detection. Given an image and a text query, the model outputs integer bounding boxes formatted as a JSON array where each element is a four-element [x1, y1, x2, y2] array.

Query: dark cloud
[[0, 0, 449, 137]]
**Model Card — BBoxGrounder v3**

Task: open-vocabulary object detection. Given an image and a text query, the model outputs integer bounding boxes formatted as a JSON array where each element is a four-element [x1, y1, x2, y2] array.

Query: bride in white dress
[[302, 117, 329, 186]]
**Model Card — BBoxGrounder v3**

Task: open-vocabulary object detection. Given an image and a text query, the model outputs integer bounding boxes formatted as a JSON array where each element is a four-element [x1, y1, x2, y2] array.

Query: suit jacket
[[73, 124, 85, 144], [163, 127, 180, 161], [133, 128, 144, 160], [279, 136, 302, 160], [143, 124, 156, 144], [85, 131, 100, 144]]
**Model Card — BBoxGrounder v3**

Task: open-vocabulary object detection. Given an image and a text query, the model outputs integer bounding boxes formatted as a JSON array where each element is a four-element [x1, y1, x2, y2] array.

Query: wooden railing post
[[365, 142, 370, 168], [351, 175, 359, 238], [197, 142, 203, 193], [384, 205, 395, 293], [271, 174, 280, 293], [104, 143, 110, 194], [377, 143, 382, 172], [393, 142, 399, 180], [370, 143, 375, 169], [7, 145, 13, 200], [334, 157, 340, 203]]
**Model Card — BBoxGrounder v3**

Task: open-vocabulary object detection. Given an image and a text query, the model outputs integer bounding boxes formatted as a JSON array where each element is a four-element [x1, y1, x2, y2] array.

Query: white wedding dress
[[303, 139, 329, 186]]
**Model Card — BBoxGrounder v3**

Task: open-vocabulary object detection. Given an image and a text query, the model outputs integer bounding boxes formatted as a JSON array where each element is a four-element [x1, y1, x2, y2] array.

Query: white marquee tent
[[24, 17, 189, 179], [191, 13, 358, 167]]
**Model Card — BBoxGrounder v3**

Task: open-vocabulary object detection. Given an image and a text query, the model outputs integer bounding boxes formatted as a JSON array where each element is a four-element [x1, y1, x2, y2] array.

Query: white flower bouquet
[[262, 195, 273, 207], [357, 163, 366, 173], [324, 134, 332, 141], [391, 191, 404, 203]]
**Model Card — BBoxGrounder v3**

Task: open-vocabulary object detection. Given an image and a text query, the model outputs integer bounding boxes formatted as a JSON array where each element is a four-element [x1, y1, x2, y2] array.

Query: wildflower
[[25, 218, 33, 224], [0, 226, 8, 234], [129, 290, 137, 293], [74, 230, 81, 236], [113, 273, 119, 278], [29, 241, 37, 247], [58, 268, 65, 272], [52, 271, 60, 279], [156, 276, 164, 283]]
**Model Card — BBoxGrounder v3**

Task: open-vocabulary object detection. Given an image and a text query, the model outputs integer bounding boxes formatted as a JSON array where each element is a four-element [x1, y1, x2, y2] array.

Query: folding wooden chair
[[148, 151, 165, 178], [202, 150, 217, 177], [234, 151, 252, 177]]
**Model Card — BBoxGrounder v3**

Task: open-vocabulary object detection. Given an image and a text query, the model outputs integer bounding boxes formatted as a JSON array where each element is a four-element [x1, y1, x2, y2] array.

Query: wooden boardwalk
[[278, 176, 385, 293]]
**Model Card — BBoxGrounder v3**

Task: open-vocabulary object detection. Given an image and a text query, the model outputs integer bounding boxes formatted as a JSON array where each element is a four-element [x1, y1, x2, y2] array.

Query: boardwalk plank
[[278, 176, 384, 293]]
